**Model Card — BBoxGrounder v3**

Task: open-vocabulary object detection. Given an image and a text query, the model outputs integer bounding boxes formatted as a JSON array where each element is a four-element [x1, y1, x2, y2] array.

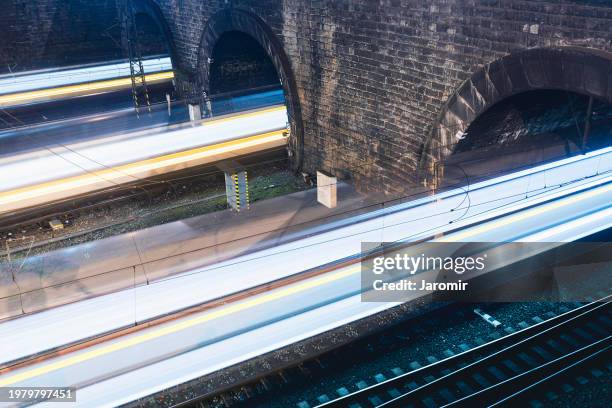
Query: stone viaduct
[[2, 0, 612, 194]]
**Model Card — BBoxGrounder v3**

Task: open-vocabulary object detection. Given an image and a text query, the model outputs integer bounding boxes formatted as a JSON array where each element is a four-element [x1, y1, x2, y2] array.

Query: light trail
[[0, 129, 286, 209], [0, 105, 288, 213], [0, 175, 609, 386], [0, 71, 174, 107]]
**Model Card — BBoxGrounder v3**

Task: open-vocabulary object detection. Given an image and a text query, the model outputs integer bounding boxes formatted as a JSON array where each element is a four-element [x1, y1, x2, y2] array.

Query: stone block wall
[[3, 0, 611, 194], [0, 0, 123, 73], [0, 0, 168, 74], [155, 0, 612, 195]]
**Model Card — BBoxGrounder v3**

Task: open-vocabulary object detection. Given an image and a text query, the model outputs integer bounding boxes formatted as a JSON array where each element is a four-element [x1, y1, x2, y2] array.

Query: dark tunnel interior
[[458, 90, 612, 153], [439, 90, 612, 186], [209, 31, 281, 96]]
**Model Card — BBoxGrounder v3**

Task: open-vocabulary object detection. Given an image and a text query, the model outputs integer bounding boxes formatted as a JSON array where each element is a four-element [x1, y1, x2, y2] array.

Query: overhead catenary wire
[[2, 148, 608, 296]]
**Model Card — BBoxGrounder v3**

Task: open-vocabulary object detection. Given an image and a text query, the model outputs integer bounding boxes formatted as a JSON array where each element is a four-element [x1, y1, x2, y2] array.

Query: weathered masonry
[[2, 1, 611, 194]]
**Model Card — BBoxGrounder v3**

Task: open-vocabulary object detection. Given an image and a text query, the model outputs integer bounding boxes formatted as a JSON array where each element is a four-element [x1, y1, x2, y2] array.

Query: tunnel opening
[[198, 8, 303, 170], [206, 30, 286, 117], [134, 12, 169, 59], [455, 90, 612, 154], [420, 48, 612, 189], [209, 31, 281, 96], [438, 90, 612, 187]]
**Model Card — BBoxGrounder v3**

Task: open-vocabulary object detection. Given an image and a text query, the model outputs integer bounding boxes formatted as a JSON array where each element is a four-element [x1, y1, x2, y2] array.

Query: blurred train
[[0, 56, 174, 108]]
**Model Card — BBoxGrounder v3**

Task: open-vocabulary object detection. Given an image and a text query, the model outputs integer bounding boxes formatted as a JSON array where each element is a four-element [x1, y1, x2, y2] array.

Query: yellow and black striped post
[[224, 169, 249, 212]]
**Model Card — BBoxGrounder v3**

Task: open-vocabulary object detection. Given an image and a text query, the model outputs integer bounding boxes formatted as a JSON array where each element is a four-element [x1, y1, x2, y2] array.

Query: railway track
[[163, 298, 608, 408], [316, 296, 611, 408]]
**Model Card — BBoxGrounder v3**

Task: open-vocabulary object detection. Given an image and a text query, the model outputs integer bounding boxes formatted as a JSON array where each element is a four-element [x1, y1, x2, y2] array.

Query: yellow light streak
[[0, 129, 287, 208], [0, 178, 608, 386], [0, 266, 357, 386], [0, 71, 174, 107]]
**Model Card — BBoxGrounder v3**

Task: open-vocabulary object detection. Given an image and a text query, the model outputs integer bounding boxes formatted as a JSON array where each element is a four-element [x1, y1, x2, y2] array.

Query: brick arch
[[419, 47, 612, 184], [131, 0, 178, 64], [196, 8, 304, 170]]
